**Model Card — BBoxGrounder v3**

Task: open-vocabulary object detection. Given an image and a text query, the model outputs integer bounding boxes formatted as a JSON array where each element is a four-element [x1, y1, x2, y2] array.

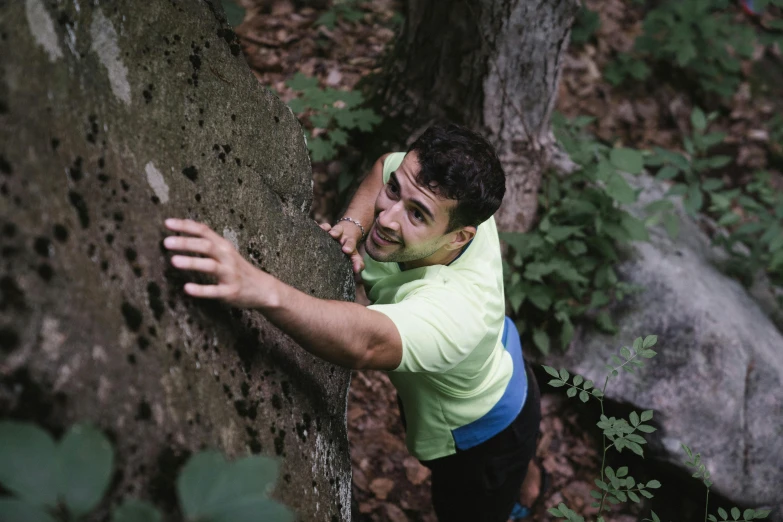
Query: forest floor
[[235, 1, 781, 520]]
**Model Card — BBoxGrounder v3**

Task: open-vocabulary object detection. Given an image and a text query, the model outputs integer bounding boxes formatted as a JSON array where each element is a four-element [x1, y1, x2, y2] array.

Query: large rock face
[[548, 175, 783, 519], [0, 1, 353, 520]]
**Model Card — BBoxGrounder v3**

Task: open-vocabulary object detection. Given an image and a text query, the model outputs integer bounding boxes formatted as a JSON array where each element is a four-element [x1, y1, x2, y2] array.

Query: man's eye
[[387, 183, 399, 195], [412, 210, 424, 222]]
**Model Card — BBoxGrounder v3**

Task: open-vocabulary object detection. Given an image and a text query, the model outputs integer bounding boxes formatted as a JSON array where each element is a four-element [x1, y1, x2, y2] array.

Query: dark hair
[[408, 123, 505, 230]]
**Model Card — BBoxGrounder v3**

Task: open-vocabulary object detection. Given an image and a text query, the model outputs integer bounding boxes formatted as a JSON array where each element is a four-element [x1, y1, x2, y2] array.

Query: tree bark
[[371, 0, 579, 232], [0, 1, 352, 520]]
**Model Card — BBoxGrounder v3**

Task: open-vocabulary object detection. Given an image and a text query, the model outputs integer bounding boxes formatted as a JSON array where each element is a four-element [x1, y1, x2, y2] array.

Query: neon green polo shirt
[[362, 152, 515, 461]]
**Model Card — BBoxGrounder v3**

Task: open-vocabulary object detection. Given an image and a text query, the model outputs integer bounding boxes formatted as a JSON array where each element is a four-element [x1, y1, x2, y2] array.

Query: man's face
[[365, 152, 465, 268]]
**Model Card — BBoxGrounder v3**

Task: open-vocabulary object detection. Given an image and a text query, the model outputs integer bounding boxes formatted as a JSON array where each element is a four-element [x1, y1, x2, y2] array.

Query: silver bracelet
[[337, 217, 366, 241]]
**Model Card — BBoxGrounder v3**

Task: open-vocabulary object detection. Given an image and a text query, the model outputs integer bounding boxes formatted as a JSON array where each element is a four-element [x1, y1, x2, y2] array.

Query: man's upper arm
[[357, 307, 403, 371]]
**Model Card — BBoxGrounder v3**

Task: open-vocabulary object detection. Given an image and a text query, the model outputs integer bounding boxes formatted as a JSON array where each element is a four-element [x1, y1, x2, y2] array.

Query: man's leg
[[424, 363, 542, 522]]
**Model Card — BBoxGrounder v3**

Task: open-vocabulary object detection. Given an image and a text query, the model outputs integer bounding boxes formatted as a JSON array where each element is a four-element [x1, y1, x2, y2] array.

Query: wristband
[[337, 217, 366, 241]]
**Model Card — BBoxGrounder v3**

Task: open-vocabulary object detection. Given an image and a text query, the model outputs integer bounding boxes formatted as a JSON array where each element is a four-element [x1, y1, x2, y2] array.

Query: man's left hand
[[163, 218, 270, 308]]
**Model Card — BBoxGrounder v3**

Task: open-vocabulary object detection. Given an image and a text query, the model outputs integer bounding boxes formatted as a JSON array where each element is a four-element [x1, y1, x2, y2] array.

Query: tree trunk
[[0, 1, 352, 520], [371, 0, 579, 232]]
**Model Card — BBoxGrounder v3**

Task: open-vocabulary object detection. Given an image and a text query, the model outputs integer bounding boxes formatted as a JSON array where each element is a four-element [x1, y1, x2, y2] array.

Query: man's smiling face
[[365, 152, 471, 269]]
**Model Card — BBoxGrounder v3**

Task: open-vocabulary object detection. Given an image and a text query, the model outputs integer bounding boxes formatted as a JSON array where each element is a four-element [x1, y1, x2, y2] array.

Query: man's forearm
[[340, 154, 388, 233], [255, 271, 402, 370]]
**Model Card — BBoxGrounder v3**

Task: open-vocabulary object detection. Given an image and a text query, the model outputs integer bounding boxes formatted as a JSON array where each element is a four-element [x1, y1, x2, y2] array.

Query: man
[[164, 124, 542, 521]]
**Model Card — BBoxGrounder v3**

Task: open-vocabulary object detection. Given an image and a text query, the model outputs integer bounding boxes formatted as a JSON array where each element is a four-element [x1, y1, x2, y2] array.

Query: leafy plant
[[314, 0, 365, 30], [544, 335, 660, 520], [644, 106, 731, 220], [570, 6, 601, 46], [0, 421, 293, 522], [283, 72, 381, 162], [709, 170, 783, 287], [605, 0, 758, 98], [502, 113, 648, 354], [642, 107, 783, 287], [543, 336, 772, 522]]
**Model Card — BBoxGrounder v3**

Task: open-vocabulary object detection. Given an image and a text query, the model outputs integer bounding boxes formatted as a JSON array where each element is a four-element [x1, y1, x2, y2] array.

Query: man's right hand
[[320, 221, 365, 274]]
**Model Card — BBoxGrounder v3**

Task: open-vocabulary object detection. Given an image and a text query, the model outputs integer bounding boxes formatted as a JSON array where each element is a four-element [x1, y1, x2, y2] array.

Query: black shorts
[[418, 361, 542, 522]]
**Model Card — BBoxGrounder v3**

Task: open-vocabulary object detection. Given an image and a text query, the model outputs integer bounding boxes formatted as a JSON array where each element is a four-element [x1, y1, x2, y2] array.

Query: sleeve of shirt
[[368, 287, 487, 373], [382, 152, 406, 184]]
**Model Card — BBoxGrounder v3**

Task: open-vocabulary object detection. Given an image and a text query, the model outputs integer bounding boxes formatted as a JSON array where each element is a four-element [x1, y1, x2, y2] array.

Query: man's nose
[[378, 202, 403, 231]]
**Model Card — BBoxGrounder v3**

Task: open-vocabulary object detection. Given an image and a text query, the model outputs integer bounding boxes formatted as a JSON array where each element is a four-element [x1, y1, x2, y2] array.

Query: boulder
[[547, 175, 783, 518], [0, 1, 353, 520]]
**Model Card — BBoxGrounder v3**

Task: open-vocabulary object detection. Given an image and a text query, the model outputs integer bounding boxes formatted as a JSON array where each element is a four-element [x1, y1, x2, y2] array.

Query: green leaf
[[548, 379, 566, 388], [211, 496, 294, 522], [579, 390, 589, 403], [640, 489, 654, 499], [647, 480, 661, 489], [180, 453, 289, 521], [308, 137, 336, 162], [606, 174, 638, 203], [0, 499, 57, 522], [643, 335, 657, 348], [178, 451, 227, 517], [701, 178, 724, 192], [527, 285, 553, 311], [567, 387, 577, 398], [573, 375, 583, 386], [621, 214, 649, 241], [112, 500, 163, 522], [664, 212, 680, 239], [533, 329, 551, 355], [719, 508, 729, 520], [543, 365, 561, 379], [685, 184, 704, 215], [559, 368, 570, 382], [548, 507, 565, 518], [641, 410, 653, 422], [0, 421, 58, 507], [58, 424, 114, 519], [286, 72, 319, 92], [656, 165, 679, 180], [630, 411, 640, 426], [628, 490, 640, 503], [547, 226, 583, 242], [732, 507, 741, 520], [743, 509, 755, 521], [286, 98, 306, 114], [314, 10, 337, 29], [221, 0, 246, 27], [691, 107, 707, 131], [610, 148, 644, 174]]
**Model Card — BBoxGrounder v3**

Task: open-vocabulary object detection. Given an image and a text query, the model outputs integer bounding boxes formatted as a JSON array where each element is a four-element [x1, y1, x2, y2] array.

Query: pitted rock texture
[[0, 1, 353, 520]]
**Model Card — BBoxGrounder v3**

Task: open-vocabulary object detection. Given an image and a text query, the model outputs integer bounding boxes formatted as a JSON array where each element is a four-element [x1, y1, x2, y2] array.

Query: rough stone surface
[[0, 1, 353, 520], [547, 175, 783, 519]]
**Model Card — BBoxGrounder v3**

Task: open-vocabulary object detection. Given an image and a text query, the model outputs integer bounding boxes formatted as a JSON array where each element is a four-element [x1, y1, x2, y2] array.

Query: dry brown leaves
[[235, 0, 400, 224], [235, 1, 781, 520], [559, 0, 781, 186]]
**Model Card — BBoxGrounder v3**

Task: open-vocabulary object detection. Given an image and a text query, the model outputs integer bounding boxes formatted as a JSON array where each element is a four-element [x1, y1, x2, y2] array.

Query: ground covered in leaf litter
[[235, 1, 782, 520]]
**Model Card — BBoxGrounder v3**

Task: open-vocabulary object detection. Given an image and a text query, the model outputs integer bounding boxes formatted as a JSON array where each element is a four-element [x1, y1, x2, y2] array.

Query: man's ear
[[446, 226, 477, 250]]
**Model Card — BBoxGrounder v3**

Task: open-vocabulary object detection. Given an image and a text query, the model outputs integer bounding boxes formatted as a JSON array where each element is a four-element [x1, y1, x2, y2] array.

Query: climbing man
[[164, 123, 544, 521]]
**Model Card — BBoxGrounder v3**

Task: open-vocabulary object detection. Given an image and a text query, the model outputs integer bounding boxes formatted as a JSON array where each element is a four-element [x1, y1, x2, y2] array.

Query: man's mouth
[[372, 225, 399, 245]]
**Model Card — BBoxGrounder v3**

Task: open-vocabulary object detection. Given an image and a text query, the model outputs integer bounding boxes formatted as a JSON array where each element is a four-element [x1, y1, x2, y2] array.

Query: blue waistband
[[451, 317, 528, 450]]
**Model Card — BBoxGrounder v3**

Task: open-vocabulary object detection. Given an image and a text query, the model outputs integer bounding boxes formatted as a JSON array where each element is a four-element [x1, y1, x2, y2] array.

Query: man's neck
[[400, 242, 469, 271]]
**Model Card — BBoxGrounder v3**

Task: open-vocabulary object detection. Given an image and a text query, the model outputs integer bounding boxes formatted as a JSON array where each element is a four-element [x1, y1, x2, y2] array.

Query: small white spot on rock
[[223, 228, 239, 250], [92, 344, 108, 362], [25, 0, 64, 62], [97, 376, 111, 402], [41, 316, 65, 359], [144, 162, 169, 203], [90, 9, 131, 105]]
